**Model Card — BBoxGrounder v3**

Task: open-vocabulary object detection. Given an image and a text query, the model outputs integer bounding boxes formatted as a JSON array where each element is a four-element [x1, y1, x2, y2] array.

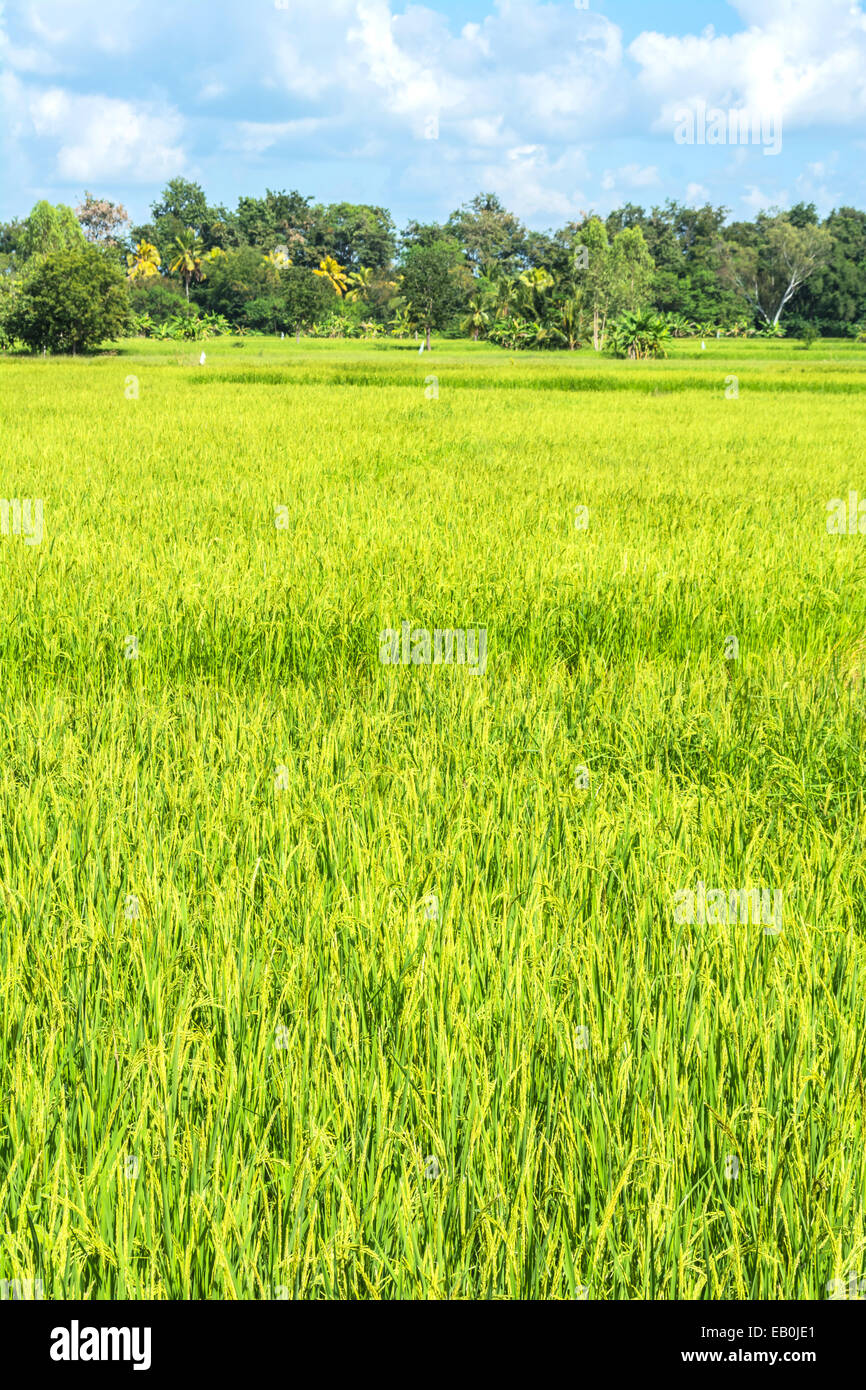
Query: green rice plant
[[0, 335, 864, 1300]]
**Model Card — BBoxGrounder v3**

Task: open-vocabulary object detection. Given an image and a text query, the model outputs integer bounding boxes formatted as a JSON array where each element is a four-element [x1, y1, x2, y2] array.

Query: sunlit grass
[[0, 336, 864, 1299]]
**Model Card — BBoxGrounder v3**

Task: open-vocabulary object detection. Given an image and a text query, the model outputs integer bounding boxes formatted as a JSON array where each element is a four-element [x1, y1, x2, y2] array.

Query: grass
[[0, 334, 864, 1299]]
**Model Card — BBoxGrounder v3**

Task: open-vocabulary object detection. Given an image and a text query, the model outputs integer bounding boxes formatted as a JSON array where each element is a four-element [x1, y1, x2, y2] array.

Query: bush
[[152, 310, 233, 341], [192, 246, 270, 323], [279, 267, 336, 332], [128, 276, 191, 325], [9, 246, 128, 353]]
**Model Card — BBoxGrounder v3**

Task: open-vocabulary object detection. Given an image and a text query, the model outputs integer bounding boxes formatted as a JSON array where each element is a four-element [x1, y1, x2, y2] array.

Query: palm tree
[[558, 294, 587, 350], [313, 255, 349, 297], [170, 230, 206, 300], [461, 297, 490, 341], [126, 240, 161, 282], [492, 275, 518, 321], [345, 266, 375, 303], [517, 266, 555, 320]]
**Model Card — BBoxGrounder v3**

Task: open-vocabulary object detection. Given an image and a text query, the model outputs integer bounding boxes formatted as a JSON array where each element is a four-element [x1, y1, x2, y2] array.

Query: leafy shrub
[[8, 246, 128, 353], [128, 276, 190, 325], [608, 311, 671, 359]]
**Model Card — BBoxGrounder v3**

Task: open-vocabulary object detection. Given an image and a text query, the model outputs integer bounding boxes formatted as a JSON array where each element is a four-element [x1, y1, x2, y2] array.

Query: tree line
[[2, 180, 865, 354]]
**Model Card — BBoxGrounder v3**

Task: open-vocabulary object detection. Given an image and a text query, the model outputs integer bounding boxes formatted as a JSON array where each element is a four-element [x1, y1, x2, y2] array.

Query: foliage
[[76, 192, 130, 247], [128, 275, 191, 325], [18, 200, 86, 261], [608, 310, 672, 359], [151, 310, 232, 340], [13, 177, 866, 348], [717, 213, 832, 327], [8, 245, 128, 352], [313, 256, 349, 297], [169, 231, 206, 300], [127, 240, 162, 282], [398, 238, 466, 348]]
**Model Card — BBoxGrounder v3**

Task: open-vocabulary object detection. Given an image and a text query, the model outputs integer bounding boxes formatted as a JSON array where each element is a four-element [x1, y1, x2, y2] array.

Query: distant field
[[0, 336, 864, 1299]]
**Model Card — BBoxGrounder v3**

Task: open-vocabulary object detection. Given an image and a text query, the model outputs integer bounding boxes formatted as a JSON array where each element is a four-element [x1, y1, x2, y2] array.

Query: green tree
[[282, 266, 337, 331], [575, 218, 654, 349], [235, 190, 318, 261], [446, 193, 528, 276], [150, 179, 209, 243], [399, 238, 466, 349], [318, 202, 396, 271], [608, 227, 655, 315], [9, 246, 129, 353], [576, 217, 613, 350], [128, 276, 190, 326], [19, 201, 85, 261], [0, 218, 25, 257], [792, 207, 866, 334], [717, 213, 832, 327], [192, 246, 276, 325]]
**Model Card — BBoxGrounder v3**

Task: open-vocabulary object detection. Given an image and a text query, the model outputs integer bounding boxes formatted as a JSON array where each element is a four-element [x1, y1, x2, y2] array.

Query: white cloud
[[601, 163, 659, 191], [473, 143, 591, 220], [230, 117, 329, 154], [685, 181, 710, 203], [17, 0, 144, 56], [2, 0, 865, 225], [10, 76, 186, 181], [741, 184, 789, 212], [632, 0, 866, 136]]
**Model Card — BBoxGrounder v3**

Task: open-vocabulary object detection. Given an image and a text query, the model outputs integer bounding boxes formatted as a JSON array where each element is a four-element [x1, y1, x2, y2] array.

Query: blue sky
[[2, 0, 864, 232]]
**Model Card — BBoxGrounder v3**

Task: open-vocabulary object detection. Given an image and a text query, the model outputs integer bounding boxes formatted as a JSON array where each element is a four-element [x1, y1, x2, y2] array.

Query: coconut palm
[[490, 274, 518, 321], [313, 255, 349, 297], [126, 240, 161, 282], [558, 294, 587, 350], [345, 266, 375, 303], [517, 266, 555, 320], [169, 230, 206, 300], [462, 297, 490, 341]]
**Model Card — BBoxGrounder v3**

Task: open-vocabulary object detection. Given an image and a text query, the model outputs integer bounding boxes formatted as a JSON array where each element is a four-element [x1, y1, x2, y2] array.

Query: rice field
[[0, 335, 864, 1300]]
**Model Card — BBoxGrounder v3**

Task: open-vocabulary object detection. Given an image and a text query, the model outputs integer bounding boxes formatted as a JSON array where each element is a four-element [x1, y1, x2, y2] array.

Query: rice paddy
[[0, 335, 864, 1299]]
